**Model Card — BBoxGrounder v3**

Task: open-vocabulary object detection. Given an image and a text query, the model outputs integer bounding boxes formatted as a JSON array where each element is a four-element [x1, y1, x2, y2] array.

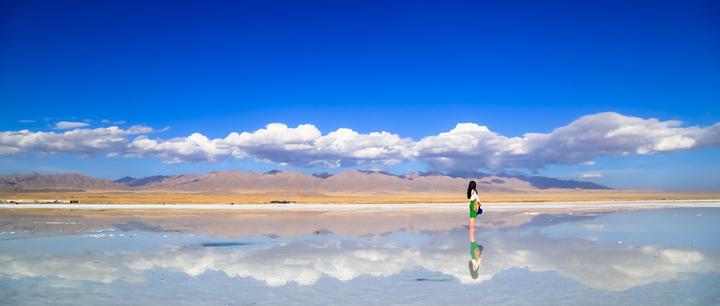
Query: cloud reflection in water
[[1, 226, 716, 291]]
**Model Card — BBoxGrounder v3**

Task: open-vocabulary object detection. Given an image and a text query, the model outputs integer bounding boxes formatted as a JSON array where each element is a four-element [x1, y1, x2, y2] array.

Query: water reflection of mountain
[[0, 209, 604, 239]]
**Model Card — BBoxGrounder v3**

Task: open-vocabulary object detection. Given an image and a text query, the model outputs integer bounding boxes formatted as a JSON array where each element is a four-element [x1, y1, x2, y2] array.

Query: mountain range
[[0, 170, 611, 193]]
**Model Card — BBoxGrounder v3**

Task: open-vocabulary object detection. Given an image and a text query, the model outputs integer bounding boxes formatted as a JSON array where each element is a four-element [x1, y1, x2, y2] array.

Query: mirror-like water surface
[[1, 207, 719, 305]]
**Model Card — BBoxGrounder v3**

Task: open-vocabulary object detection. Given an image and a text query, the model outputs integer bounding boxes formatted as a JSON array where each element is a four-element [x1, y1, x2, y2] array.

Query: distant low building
[[0, 199, 76, 204]]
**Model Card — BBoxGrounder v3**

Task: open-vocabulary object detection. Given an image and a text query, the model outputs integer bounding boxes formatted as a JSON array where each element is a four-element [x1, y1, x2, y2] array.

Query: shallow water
[[1, 207, 719, 305]]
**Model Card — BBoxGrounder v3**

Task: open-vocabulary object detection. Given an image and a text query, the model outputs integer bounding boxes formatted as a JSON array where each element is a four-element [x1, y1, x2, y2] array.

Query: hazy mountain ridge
[[115, 175, 170, 187], [0, 170, 611, 192], [0, 173, 125, 190], [446, 171, 611, 190]]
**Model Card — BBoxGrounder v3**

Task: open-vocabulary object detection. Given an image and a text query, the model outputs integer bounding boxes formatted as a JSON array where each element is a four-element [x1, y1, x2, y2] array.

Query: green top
[[470, 242, 484, 259], [469, 200, 480, 218]]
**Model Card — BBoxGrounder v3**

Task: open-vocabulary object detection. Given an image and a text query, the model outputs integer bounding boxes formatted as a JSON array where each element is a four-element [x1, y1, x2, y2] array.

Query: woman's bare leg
[[469, 217, 475, 228]]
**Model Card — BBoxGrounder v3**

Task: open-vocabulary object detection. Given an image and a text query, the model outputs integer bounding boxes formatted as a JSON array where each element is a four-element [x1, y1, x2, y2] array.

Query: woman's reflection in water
[[468, 227, 484, 279]]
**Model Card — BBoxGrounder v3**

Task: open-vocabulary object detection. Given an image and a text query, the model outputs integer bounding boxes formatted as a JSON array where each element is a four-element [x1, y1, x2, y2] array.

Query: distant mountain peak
[[264, 170, 283, 175], [506, 174, 611, 190], [446, 170, 492, 179], [312, 172, 333, 179], [442, 170, 611, 190], [114, 175, 170, 187], [358, 170, 404, 178], [114, 176, 137, 183], [417, 171, 446, 177], [1, 172, 123, 190]]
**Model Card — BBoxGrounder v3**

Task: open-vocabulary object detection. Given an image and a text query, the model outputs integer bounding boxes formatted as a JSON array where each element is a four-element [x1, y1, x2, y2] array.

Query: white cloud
[[0, 126, 153, 156], [54, 121, 90, 130], [412, 123, 524, 171], [524, 113, 718, 165], [415, 112, 720, 171], [580, 172, 603, 179], [221, 123, 411, 166], [17, 120, 35, 123], [101, 119, 126, 125], [127, 133, 234, 163], [1, 112, 719, 169]]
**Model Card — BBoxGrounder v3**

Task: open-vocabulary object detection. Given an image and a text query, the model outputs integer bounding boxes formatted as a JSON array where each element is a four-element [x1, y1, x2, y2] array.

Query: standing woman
[[467, 181, 482, 227]]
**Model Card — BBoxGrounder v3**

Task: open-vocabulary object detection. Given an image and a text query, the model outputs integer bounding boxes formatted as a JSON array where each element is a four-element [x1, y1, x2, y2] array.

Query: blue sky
[[1, 0, 719, 190]]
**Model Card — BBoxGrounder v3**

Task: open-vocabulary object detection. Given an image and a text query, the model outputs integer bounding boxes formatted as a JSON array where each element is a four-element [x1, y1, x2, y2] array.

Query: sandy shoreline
[[2, 199, 719, 212]]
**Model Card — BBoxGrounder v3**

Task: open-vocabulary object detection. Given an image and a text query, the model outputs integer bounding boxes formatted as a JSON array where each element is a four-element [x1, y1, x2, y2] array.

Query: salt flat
[[1, 206, 718, 305], [2, 199, 720, 212]]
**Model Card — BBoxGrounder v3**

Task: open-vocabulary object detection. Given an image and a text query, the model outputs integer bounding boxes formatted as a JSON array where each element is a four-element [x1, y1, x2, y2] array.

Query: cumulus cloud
[[54, 121, 90, 130], [223, 123, 413, 167], [413, 123, 524, 170], [0, 126, 153, 156], [1, 112, 719, 169], [527, 113, 720, 166], [127, 133, 235, 163], [414, 112, 720, 171], [132, 123, 412, 166]]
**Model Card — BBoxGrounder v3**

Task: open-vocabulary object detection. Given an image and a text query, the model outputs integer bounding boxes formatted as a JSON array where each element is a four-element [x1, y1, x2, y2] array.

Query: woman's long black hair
[[467, 181, 477, 199]]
